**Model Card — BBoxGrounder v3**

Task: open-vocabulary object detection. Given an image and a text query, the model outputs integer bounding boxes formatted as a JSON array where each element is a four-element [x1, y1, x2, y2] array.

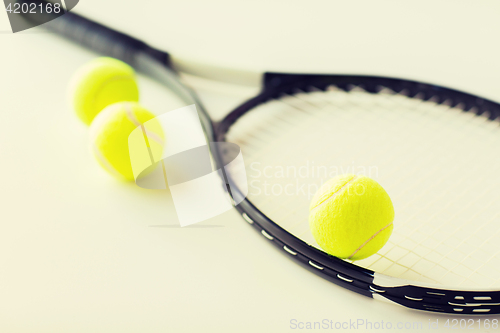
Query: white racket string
[[226, 85, 500, 288]]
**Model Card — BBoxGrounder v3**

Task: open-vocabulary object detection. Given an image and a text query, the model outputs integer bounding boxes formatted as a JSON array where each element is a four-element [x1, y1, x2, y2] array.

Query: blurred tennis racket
[[25, 0, 500, 315]]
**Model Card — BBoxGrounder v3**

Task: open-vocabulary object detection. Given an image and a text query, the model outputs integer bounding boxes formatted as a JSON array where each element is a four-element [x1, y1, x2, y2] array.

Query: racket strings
[[249, 88, 437, 222], [226, 84, 500, 287], [281, 89, 473, 270]]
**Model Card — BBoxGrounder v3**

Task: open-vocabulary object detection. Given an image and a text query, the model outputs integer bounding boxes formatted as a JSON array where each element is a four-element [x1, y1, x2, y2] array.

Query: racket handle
[[21, 0, 170, 66]]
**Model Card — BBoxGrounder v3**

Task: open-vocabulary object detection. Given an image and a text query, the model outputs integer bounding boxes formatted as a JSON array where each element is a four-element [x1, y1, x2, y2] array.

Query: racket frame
[[32, 3, 500, 315]]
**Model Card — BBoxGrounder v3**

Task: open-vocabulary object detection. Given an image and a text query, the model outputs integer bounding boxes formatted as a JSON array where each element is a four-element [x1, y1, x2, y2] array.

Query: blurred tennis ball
[[309, 174, 394, 260], [89, 102, 164, 181], [69, 57, 139, 125]]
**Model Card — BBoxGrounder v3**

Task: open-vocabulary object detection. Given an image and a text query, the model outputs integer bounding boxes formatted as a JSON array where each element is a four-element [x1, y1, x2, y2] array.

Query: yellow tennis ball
[[69, 57, 139, 125], [309, 174, 394, 260], [89, 102, 164, 181]]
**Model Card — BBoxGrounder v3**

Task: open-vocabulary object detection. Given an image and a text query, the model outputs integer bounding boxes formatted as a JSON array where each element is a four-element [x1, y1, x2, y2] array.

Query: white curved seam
[[124, 102, 142, 127], [144, 129, 164, 146], [347, 221, 393, 259], [92, 144, 122, 178], [310, 175, 358, 213], [124, 103, 164, 146]]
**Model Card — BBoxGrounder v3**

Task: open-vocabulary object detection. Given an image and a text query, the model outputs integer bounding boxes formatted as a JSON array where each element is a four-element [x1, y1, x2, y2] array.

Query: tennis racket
[[27, 1, 500, 315]]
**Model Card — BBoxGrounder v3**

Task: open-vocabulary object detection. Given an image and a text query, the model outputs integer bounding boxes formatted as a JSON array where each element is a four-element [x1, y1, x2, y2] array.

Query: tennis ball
[[309, 174, 394, 260], [69, 57, 139, 125], [89, 102, 164, 181]]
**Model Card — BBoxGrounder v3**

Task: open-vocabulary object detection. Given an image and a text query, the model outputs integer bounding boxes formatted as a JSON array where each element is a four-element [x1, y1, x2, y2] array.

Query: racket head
[[41, 4, 500, 313], [215, 73, 500, 314]]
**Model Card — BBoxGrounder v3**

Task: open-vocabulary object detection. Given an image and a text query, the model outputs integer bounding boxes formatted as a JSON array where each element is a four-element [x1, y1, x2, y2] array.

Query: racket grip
[[21, 0, 170, 66]]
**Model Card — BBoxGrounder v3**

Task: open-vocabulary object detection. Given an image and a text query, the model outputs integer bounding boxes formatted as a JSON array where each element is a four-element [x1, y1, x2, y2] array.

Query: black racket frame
[[29, 3, 500, 315]]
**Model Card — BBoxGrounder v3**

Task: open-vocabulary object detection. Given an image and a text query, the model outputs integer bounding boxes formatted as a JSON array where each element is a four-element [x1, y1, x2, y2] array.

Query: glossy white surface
[[1, 1, 500, 331]]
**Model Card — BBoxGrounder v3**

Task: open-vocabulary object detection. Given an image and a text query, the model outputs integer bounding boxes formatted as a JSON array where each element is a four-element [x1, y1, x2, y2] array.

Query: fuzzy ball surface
[[89, 102, 164, 181], [309, 174, 394, 260], [69, 57, 139, 125]]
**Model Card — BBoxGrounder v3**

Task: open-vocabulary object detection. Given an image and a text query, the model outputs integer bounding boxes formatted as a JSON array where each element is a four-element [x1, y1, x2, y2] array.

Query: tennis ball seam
[[92, 75, 136, 108], [91, 142, 124, 179], [144, 129, 164, 146], [310, 175, 359, 212], [124, 102, 142, 127], [90, 102, 136, 181], [347, 221, 393, 259], [124, 103, 164, 146]]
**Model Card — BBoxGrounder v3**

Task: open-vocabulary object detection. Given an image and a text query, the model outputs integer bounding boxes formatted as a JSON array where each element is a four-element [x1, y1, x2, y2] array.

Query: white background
[[1, 0, 500, 332]]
